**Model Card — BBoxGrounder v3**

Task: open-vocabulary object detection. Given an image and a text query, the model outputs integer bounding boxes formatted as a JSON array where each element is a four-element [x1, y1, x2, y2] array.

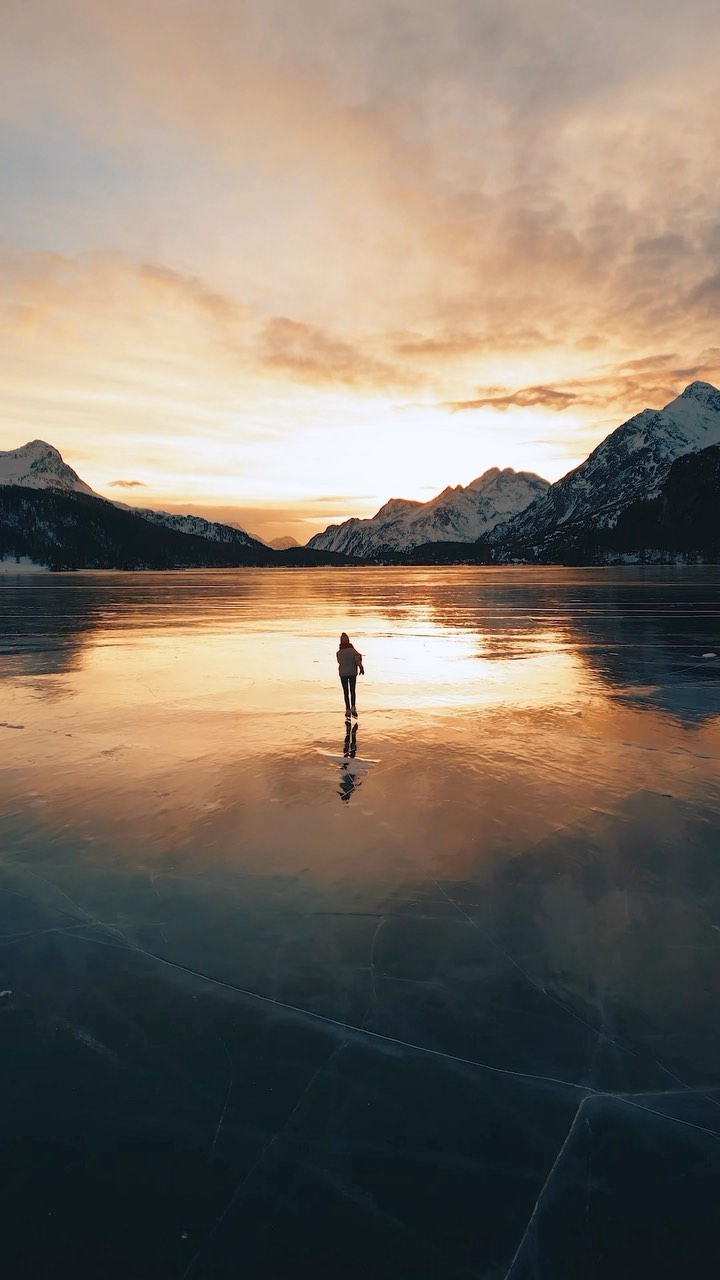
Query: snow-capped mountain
[[0, 440, 97, 495], [0, 439, 261, 549], [268, 535, 300, 550], [491, 382, 720, 556], [246, 532, 300, 549], [307, 468, 550, 556]]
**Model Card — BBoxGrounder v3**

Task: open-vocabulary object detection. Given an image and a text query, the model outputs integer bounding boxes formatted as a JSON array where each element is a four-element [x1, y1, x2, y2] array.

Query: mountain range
[[308, 467, 549, 556], [308, 382, 720, 560], [1, 380, 719, 569]]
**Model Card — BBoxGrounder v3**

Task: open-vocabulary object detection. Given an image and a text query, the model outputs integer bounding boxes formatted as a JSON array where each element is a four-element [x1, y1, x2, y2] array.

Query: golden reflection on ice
[[1, 568, 719, 884], [24, 607, 586, 730]]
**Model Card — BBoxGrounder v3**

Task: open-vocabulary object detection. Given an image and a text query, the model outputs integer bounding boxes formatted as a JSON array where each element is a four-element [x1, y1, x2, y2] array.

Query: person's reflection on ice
[[338, 721, 360, 804]]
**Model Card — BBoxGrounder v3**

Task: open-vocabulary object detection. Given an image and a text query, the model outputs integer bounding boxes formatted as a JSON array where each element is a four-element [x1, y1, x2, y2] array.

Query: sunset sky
[[1, 0, 719, 542]]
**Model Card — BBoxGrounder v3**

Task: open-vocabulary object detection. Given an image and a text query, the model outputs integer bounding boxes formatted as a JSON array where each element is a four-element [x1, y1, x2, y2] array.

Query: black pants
[[340, 674, 357, 710]]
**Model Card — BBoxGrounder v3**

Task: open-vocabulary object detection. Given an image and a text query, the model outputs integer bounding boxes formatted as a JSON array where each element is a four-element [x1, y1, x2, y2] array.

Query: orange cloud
[[449, 387, 579, 412], [138, 265, 247, 328], [260, 317, 402, 389], [444, 352, 720, 430]]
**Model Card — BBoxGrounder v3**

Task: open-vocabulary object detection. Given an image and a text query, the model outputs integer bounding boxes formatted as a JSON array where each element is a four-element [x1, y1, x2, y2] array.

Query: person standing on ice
[[336, 632, 363, 719]]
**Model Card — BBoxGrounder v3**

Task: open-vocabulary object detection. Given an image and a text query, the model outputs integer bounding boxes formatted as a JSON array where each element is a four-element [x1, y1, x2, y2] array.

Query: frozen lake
[[1, 566, 719, 1278]]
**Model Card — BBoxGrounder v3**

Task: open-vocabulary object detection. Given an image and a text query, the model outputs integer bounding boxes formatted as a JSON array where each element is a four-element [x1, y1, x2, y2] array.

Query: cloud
[[108, 479, 146, 488], [444, 350, 720, 427], [614, 354, 683, 373], [388, 331, 486, 360], [260, 317, 401, 389], [3, 1, 717, 355], [387, 327, 551, 360], [0, 248, 243, 339], [448, 387, 579, 412], [306, 494, 377, 505], [687, 272, 720, 313], [138, 265, 247, 327], [2, 2, 719, 380]]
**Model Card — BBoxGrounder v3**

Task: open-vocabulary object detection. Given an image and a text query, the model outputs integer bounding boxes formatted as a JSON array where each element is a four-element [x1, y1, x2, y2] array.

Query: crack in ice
[[503, 1091, 720, 1279], [184, 1040, 347, 1277], [434, 881, 638, 1061], [208, 1040, 233, 1159]]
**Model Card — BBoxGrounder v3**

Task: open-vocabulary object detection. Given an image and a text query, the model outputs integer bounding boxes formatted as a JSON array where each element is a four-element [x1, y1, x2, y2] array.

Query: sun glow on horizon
[[70, 395, 592, 541]]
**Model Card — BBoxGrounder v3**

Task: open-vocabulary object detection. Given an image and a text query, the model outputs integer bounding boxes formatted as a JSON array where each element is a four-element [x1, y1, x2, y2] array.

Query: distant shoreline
[[3, 556, 720, 575]]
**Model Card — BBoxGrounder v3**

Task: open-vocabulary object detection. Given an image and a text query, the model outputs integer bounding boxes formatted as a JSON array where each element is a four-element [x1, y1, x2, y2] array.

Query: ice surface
[[0, 567, 719, 1278]]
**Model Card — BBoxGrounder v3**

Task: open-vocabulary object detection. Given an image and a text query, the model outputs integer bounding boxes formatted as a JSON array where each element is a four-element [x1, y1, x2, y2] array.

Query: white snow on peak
[[676, 380, 720, 410], [0, 440, 96, 495], [307, 466, 550, 555], [268, 535, 300, 550], [661, 382, 720, 433]]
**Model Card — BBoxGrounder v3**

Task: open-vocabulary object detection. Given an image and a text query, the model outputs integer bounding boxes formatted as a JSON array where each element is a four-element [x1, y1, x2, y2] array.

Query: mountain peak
[[268, 535, 300, 550], [25, 438, 58, 451], [678, 381, 720, 409], [467, 466, 501, 488], [373, 496, 423, 521], [0, 439, 95, 495], [7, 439, 60, 459], [468, 466, 548, 493]]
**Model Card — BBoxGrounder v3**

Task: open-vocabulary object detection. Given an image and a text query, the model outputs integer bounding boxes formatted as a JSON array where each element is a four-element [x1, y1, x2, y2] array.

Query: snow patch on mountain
[[120, 506, 261, 548], [307, 467, 550, 556]]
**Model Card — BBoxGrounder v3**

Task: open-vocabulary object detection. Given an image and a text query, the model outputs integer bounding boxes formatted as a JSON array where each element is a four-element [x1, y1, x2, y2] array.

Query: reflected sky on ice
[[1, 567, 719, 1278]]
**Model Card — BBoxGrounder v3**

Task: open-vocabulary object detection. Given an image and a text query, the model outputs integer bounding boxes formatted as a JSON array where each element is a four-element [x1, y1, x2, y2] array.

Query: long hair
[[338, 632, 352, 649]]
